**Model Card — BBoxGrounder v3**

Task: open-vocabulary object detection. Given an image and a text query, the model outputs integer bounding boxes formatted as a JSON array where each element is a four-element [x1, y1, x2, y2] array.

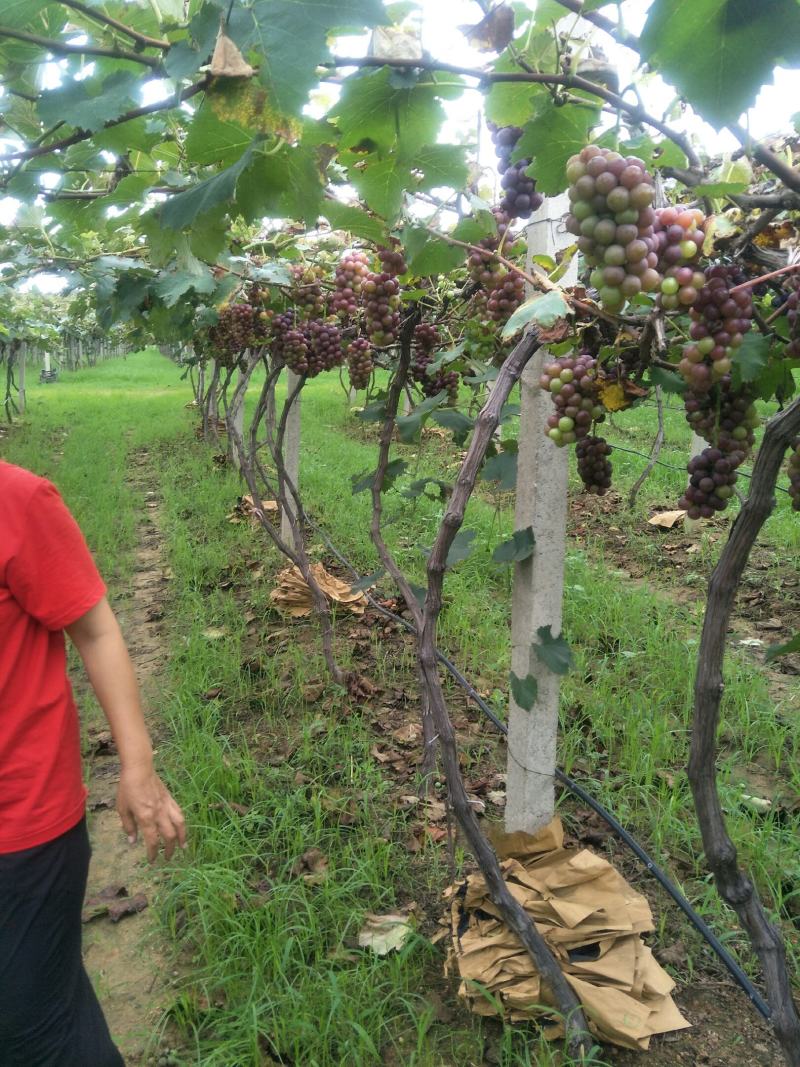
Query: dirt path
[[81, 450, 176, 1065]]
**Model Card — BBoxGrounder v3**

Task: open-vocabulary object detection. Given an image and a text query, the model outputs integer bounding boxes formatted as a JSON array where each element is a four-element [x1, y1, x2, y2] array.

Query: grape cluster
[[788, 439, 800, 511], [291, 264, 326, 318], [364, 271, 401, 346], [781, 276, 800, 359], [347, 337, 374, 391], [332, 251, 371, 318], [207, 303, 255, 368], [378, 246, 407, 276], [307, 320, 344, 376], [653, 206, 706, 309], [270, 310, 297, 365], [678, 265, 753, 391], [282, 325, 312, 376], [487, 270, 526, 322], [566, 148, 658, 306], [412, 323, 459, 402], [565, 146, 658, 311], [462, 317, 498, 364], [576, 435, 613, 495], [491, 125, 543, 222], [680, 447, 739, 519], [539, 352, 604, 447], [147, 1048, 180, 1067], [467, 235, 504, 290]]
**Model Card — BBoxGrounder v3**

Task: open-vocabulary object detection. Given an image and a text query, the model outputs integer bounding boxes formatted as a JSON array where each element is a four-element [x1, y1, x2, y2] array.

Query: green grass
[[3, 349, 798, 1065]]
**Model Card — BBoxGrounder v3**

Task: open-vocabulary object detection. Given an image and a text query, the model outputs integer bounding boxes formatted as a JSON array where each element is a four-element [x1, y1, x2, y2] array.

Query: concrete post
[[280, 369, 301, 544], [505, 193, 577, 833], [17, 342, 26, 412]]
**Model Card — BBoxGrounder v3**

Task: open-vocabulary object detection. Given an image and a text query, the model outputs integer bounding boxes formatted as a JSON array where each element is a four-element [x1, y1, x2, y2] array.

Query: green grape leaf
[[396, 391, 447, 442], [349, 156, 409, 222], [334, 67, 446, 153], [731, 331, 771, 386], [155, 268, 216, 307], [691, 181, 749, 197], [640, 0, 800, 128], [485, 44, 552, 126], [510, 671, 538, 711], [322, 201, 388, 245], [349, 568, 386, 593], [161, 143, 257, 229], [412, 144, 469, 191], [432, 408, 474, 445], [514, 97, 600, 195], [481, 449, 517, 491], [184, 105, 252, 167], [535, 625, 573, 675], [401, 477, 452, 501], [765, 633, 800, 663], [422, 529, 476, 567], [37, 70, 140, 133], [501, 290, 569, 338], [492, 526, 536, 564], [351, 458, 407, 495], [405, 233, 464, 277]]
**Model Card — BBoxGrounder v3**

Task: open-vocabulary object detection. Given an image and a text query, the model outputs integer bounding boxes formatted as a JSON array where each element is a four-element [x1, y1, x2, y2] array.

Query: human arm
[[66, 597, 186, 862]]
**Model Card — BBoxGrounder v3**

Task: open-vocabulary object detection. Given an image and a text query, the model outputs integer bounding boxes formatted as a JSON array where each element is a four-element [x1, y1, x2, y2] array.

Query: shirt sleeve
[[6, 480, 107, 630]]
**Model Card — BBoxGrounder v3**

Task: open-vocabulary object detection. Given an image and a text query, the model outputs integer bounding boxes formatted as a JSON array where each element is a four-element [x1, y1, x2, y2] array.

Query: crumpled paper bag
[[445, 817, 690, 1051]]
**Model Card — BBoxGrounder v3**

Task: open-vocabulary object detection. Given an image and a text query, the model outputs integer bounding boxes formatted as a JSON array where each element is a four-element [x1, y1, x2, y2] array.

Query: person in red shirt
[[0, 459, 186, 1065]]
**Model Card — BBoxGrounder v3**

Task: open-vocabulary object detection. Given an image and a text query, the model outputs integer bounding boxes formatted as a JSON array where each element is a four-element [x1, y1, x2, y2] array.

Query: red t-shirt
[[0, 461, 106, 853]]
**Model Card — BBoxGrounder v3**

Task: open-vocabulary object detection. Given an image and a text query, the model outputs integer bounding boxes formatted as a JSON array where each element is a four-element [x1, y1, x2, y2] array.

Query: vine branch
[[0, 25, 164, 68]]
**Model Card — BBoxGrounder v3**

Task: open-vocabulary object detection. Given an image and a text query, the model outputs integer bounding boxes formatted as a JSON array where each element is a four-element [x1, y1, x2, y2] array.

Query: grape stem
[[728, 262, 800, 296]]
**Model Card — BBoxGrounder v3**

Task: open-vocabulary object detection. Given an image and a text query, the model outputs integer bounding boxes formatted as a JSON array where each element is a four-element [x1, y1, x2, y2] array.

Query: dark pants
[[0, 817, 124, 1066]]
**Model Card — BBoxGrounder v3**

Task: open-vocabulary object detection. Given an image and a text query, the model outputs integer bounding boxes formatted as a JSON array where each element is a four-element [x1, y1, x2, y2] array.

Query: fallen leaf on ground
[[291, 848, 329, 885], [358, 913, 414, 955], [271, 563, 367, 618], [647, 510, 687, 529], [202, 627, 227, 640], [83, 884, 148, 924], [108, 893, 148, 922]]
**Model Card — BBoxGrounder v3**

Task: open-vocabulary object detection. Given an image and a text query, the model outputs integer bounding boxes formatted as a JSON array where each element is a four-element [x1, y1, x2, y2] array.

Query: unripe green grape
[[558, 416, 575, 432], [661, 277, 679, 295], [598, 285, 623, 309]]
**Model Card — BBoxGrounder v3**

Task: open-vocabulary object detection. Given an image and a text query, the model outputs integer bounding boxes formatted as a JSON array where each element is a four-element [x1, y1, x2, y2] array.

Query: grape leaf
[[37, 70, 140, 133], [481, 449, 517, 491], [731, 331, 771, 386], [432, 408, 474, 445], [413, 144, 469, 191], [155, 268, 216, 307], [161, 144, 257, 230], [248, 0, 387, 118], [514, 97, 600, 195], [396, 392, 447, 442], [510, 672, 538, 711], [640, 0, 800, 128], [322, 202, 387, 245], [350, 568, 386, 593], [351, 458, 408, 494], [765, 633, 800, 663], [405, 235, 464, 277], [691, 181, 748, 197], [334, 67, 446, 154], [184, 105, 252, 167], [534, 625, 573, 675], [349, 156, 408, 222], [493, 527, 536, 564], [485, 43, 552, 126], [401, 477, 452, 501], [501, 290, 568, 338]]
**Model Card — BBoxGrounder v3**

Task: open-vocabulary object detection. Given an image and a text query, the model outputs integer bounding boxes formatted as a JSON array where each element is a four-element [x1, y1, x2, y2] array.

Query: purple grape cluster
[[576, 436, 613, 495], [565, 146, 658, 311], [487, 271, 525, 322], [652, 206, 706, 309], [377, 246, 407, 276], [347, 337, 373, 391], [782, 277, 800, 359], [412, 323, 458, 402], [332, 251, 371, 318], [491, 125, 543, 222], [364, 272, 401, 346], [680, 447, 739, 518], [206, 303, 255, 368], [679, 265, 753, 391], [307, 320, 344, 376], [539, 352, 604, 447]]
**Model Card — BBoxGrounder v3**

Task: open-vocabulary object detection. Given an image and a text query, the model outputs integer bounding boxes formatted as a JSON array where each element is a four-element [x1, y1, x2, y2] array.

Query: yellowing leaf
[[599, 381, 627, 412], [358, 913, 414, 955]]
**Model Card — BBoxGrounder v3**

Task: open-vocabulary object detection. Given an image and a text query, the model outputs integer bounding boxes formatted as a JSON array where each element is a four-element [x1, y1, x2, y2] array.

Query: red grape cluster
[[270, 310, 297, 364], [282, 325, 312, 376], [306, 320, 344, 376], [363, 271, 401, 346], [347, 337, 374, 391], [412, 323, 459, 402], [378, 246, 407, 276], [576, 436, 613, 495], [539, 352, 604, 447], [565, 146, 658, 311], [207, 303, 255, 368], [491, 125, 544, 222], [291, 264, 326, 318], [680, 447, 739, 519], [678, 265, 753, 391], [788, 438, 800, 511], [332, 251, 371, 318], [487, 270, 526, 322], [467, 235, 504, 290], [781, 277, 800, 359], [653, 206, 706, 309]]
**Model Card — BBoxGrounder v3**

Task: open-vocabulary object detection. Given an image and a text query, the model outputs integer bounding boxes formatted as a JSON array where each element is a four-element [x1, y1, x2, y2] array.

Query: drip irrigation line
[[304, 512, 772, 1021], [607, 440, 792, 496]]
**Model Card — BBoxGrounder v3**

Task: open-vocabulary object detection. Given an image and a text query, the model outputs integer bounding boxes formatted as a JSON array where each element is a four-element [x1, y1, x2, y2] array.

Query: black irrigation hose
[[305, 513, 773, 1021], [608, 440, 793, 497]]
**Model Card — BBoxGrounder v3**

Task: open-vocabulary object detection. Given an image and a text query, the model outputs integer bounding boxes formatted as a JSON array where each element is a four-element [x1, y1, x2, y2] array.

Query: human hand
[[117, 763, 187, 862]]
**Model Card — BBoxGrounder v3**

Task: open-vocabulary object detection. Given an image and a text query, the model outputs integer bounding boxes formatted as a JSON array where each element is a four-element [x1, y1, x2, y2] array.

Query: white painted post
[[44, 351, 51, 374], [505, 193, 577, 834], [229, 365, 247, 471], [280, 369, 301, 544]]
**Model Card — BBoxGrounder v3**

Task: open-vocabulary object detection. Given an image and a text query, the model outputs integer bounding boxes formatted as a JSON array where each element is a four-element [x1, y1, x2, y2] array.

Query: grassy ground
[[3, 348, 798, 1066]]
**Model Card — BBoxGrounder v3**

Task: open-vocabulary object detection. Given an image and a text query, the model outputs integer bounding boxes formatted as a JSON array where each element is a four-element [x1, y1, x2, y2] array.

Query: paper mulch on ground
[[270, 562, 367, 618], [444, 818, 690, 1051]]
